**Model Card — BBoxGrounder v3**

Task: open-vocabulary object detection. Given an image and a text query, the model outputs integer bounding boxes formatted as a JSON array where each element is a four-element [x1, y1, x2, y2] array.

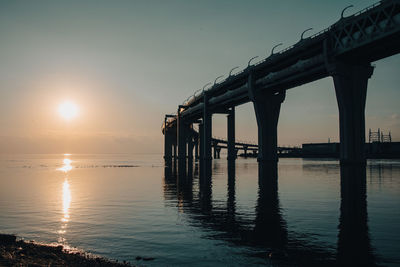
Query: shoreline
[[0, 234, 134, 266]]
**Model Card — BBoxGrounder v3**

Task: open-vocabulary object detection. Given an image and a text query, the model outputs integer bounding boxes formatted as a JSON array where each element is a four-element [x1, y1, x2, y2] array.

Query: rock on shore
[[0, 234, 133, 267]]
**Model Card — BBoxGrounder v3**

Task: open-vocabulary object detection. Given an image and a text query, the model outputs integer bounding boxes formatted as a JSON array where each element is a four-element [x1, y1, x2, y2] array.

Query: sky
[[0, 0, 399, 154]]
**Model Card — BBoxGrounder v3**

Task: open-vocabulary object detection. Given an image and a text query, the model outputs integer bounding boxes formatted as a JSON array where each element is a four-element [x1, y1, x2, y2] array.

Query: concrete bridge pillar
[[163, 117, 173, 167], [227, 107, 236, 161], [199, 122, 204, 175], [248, 72, 285, 176], [187, 133, 194, 177], [331, 63, 374, 164], [252, 91, 285, 173], [216, 147, 221, 159], [199, 123, 204, 161], [177, 107, 188, 175], [187, 132, 194, 161], [244, 146, 248, 158], [249, 92, 285, 174], [173, 144, 177, 173], [187, 132, 194, 175], [194, 138, 199, 160], [164, 132, 173, 167], [213, 142, 218, 159], [203, 93, 212, 174]]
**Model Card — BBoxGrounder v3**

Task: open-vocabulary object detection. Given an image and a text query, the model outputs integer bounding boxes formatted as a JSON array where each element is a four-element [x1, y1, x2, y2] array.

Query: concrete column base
[[250, 90, 285, 176], [202, 93, 212, 177], [331, 62, 374, 164], [227, 107, 236, 161], [178, 109, 188, 176]]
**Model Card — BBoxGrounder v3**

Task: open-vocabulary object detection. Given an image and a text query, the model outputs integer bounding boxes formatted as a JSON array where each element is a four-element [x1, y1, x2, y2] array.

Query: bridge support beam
[[248, 72, 285, 176], [173, 144, 177, 173], [187, 132, 194, 162], [216, 147, 221, 159], [199, 122, 204, 175], [187, 133, 194, 177], [202, 93, 212, 175], [194, 138, 199, 160], [163, 117, 173, 167], [254, 92, 285, 176], [177, 107, 188, 175], [227, 107, 236, 161], [213, 142, 219, 159], [188, 130, 194, 162], [331, 63, 374, 164]]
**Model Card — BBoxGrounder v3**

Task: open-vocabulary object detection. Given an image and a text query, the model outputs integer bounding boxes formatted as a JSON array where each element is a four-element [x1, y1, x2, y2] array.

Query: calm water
[[0, 154, 399, 266]]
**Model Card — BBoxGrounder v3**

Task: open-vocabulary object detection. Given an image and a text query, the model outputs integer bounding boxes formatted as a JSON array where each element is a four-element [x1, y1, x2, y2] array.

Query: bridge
[[162, 120, 301, 162], [163, 0, 400, 177], [211, 138, 301, 158]]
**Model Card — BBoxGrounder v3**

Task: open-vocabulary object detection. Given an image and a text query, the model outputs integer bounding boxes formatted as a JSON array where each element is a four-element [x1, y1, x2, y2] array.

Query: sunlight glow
[[58, 156, 72, 243], [58, 101, 78, 120]]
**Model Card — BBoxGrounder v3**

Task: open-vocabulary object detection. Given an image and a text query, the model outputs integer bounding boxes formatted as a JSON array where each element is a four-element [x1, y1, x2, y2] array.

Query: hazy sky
[[0, 0, 399, 154]]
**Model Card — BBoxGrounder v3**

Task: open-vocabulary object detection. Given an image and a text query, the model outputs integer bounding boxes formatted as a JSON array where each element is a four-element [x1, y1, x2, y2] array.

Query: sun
[[58, 101, 79, 120]]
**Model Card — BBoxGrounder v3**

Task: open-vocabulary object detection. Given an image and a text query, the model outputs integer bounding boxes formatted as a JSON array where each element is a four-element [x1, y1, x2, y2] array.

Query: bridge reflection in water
[[338, 164, 375, 266], [164, 162, 377, 266]]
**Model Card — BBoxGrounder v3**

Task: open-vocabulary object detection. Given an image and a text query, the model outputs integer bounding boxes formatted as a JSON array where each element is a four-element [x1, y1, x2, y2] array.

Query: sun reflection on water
[[58, 156, 72, 243], [62, 179, 71, 222], [58, 158, 73, 172]]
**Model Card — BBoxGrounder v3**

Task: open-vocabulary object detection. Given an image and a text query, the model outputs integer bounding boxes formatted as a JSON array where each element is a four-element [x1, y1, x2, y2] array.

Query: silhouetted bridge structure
[[162, 122, 301, 161], [162, 0, 400, 176], [208, 137, 301, 159]]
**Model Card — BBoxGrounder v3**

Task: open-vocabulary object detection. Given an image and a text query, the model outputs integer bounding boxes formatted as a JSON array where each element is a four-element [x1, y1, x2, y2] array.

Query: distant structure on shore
[[296, 128, 399, 159], [368, 128, 391, 143], [238, 129, 400, 159]]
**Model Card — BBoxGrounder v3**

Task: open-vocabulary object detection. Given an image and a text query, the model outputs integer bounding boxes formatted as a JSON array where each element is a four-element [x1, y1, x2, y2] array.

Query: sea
[[0, 154, 399, 266]]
